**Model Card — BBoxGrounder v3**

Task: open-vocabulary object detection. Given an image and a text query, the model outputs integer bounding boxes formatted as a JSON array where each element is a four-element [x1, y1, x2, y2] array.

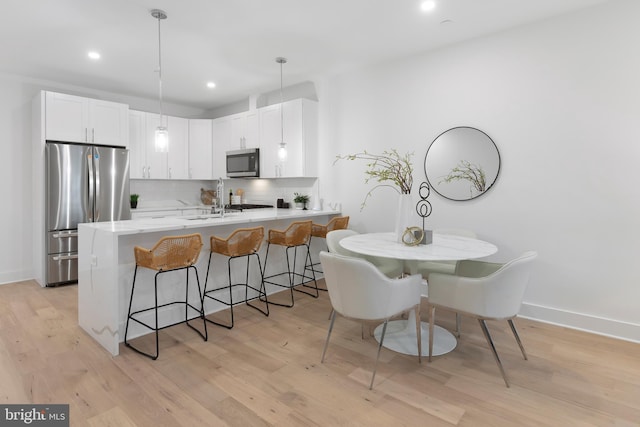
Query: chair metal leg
[[126, 266, 207, 360], [414, 305, 422, 363], [292, 243, 319, 298], [321, 310, 337, 363], [371, 320, 388, 390], [184, 266, 208, 341], [508, 319, 528, 360], [124, 265, 139, 348], [478, 319, 510, 387], [245, 253, 269, 316], [455, 313, 462, 338], [428, 305, 435, 362]]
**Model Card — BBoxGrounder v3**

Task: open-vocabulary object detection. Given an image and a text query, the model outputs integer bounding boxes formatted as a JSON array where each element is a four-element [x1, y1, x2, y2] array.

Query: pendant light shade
[[276, 57, 287, 161], [152, 9, 168, 153]]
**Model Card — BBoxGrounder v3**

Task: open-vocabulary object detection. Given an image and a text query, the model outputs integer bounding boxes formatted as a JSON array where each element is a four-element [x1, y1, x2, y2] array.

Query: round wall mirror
[[424, 127, 500, 201]]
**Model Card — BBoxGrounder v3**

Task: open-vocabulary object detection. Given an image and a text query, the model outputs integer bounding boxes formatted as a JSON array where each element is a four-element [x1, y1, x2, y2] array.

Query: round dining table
[[339, 231, 498, 356]]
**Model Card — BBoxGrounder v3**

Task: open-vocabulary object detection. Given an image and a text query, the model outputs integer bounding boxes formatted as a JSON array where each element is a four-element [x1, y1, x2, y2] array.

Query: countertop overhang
[[82, 208, 340, 235]]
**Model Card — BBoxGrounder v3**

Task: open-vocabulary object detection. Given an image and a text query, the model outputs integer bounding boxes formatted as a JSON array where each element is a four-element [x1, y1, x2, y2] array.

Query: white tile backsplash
[[130, 177, 319, 208]]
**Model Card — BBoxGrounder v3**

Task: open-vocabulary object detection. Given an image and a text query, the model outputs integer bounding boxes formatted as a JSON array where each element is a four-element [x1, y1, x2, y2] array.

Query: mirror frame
[[424, 126, 501, 201]]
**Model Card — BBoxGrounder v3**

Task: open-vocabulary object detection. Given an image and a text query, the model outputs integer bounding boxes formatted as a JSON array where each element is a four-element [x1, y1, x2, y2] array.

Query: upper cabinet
[[167, 116, 189, 180], [188, 119, 213, 180], [129, 110, 168, 179], [128, 110, 146, 179], [230, 111, 259, 150], [259, 99, 318, 178], [45, 91, 128, 146], [212, 117, 232, 179]]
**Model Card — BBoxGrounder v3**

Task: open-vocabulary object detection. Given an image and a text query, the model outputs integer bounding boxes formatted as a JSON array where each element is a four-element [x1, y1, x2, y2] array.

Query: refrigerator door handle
[[87, 153, 95, 222], [52, 231, 79, 239], [52, 254, 79, 261], [94, 150, 101, 222]]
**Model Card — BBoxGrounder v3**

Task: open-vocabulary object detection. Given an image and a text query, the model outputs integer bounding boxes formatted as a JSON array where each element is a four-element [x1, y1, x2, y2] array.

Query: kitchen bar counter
[[78, 208, 340, 355]]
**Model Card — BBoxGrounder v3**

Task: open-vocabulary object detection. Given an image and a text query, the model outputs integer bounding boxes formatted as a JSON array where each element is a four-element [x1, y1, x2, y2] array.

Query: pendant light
[[276, 57, 288, 161], [151, 9, 168, 153]]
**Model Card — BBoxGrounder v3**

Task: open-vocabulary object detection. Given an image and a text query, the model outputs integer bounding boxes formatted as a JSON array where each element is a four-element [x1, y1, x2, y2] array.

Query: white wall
[[316, 0, 640, 342]]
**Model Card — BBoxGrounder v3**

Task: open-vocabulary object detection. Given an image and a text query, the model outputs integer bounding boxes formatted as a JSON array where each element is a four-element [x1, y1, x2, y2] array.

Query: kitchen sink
[[181, 213, 235, 220]]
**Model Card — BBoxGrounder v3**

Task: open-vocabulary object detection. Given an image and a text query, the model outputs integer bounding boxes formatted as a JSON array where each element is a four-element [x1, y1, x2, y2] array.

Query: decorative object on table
[[200, 188, 216, 205], [415, 182, 433, 245], [424, 126, 500, 201], [401, 226, 424, 246], [334, 149, 415, 242], [293, 193, 310, 210], [130, 194, 139, 209]]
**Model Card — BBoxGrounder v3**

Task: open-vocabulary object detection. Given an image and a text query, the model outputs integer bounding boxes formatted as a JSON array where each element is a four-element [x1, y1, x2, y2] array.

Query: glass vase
[[394, 193, 415, 243]]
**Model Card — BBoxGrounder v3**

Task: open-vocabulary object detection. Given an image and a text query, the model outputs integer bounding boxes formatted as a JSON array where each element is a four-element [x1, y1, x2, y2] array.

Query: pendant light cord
[[279, 59, 284, 144], [157, 13, 163, 125]]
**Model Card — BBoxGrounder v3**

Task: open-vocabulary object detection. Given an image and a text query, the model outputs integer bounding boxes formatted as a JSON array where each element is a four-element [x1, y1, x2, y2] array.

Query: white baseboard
[[0, 270, 33, 286], [520, 302, 640, 344]]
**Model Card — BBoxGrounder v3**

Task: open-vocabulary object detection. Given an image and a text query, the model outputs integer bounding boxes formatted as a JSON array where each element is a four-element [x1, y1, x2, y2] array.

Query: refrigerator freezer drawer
[[47, 252, 78, 286], [48, 230, 78, 254]]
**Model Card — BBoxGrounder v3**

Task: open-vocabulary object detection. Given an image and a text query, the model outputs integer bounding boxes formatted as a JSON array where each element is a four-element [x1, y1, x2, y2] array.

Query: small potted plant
[[293, 193, 310, 210], [130, 194, 139, 209]]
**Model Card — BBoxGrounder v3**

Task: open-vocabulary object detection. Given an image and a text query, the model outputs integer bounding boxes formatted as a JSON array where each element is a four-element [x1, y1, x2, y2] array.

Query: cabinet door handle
[[189, 168, 193, 179], [168, 168, 172, 179], [142, 166, 146, 178], [148, 166, 151, 179], [92, 128, 95, 143], [85, 128, 88, 142]]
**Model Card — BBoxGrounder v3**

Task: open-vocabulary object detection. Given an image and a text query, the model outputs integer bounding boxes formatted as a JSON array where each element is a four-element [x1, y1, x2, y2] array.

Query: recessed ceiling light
[[88, 51, 101, 60], [420, 0, 436, 12], [206, 81, 216, 89]]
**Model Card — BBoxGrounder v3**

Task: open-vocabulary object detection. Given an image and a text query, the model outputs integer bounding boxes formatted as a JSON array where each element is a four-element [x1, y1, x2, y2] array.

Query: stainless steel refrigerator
[[45, 141, 130, 286]]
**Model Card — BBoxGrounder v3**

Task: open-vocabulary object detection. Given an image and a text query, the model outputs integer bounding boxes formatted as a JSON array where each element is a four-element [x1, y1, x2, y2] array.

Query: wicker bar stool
[[202, 226, 269, 329], [124, 233, 207, 360], [262, 220, 318, 307], [304, 216, 350, 282]]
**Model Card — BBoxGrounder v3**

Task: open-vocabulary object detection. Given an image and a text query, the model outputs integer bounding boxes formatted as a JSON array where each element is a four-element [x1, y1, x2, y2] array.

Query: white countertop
[[81, 208, 341, 236]]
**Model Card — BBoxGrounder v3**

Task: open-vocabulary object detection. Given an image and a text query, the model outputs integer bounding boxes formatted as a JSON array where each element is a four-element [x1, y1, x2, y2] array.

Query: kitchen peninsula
[[78, 208, 339, 356]]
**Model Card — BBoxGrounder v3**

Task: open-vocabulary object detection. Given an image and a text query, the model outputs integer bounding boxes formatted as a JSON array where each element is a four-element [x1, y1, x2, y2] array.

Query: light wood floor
[[0, 280, 639, 426]]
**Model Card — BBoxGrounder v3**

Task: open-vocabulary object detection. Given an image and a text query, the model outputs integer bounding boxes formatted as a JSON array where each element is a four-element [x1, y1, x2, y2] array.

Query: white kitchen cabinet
[[45, 91, 128, 146], [230, 111, 259, 149], [260, 99, 318, 178], [143, 113, 169, 179], [129, 110, 168, 179], [212, 117, 232, 179], [167, 116, 189, 179], [128, 110, 146, 179], [188, 119, 213, 179]]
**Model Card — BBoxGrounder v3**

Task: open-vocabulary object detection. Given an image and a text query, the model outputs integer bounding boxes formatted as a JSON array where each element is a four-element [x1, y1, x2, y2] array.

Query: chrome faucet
[[216, 178, 225, 217]]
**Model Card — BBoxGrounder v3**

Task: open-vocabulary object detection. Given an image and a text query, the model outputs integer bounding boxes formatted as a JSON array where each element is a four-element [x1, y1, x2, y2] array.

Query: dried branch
[[334, 149, 414, 209], [439, 160, 486, 195]]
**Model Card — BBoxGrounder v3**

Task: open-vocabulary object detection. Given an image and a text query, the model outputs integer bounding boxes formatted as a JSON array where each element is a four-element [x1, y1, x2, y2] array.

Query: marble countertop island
[[78, 208, 340, 355]]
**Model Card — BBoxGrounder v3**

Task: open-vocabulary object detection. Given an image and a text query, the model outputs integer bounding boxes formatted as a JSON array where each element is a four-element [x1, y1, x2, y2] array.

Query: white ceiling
[[0, 0, 612, 111]]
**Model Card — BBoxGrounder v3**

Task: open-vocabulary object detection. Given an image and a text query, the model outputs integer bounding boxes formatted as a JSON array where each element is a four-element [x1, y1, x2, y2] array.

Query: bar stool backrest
[[268, 220, 312, 246], [312, 216, 350, 238], [211, 226, 265, 257], [134, 233, 204, 272]]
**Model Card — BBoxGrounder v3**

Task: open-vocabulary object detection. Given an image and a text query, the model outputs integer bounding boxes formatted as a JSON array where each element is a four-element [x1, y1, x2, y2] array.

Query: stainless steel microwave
[[226, 148, 260, 177]]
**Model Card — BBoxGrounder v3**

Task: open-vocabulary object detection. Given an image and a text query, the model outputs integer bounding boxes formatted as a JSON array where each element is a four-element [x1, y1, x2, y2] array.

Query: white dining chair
[[426, 251, 537, 387], [326, 229, 404, 278], [416, 228, 478, 336], [319, 251, 423, 389]]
